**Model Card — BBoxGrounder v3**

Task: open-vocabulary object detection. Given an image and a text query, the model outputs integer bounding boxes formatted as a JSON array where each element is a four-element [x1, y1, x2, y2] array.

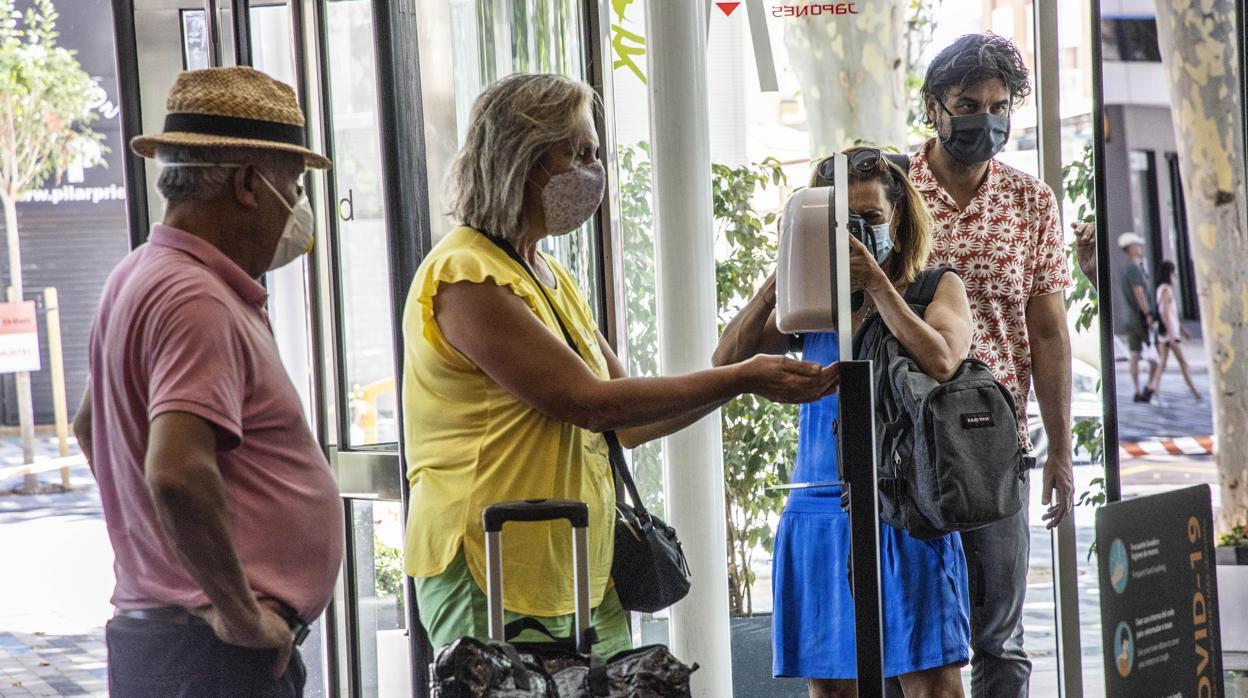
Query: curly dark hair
[[920, 33, 1032, 126]]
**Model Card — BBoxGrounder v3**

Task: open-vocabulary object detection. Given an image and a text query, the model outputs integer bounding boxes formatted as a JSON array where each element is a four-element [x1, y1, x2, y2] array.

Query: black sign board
[[1097, 485, 1224, 697]]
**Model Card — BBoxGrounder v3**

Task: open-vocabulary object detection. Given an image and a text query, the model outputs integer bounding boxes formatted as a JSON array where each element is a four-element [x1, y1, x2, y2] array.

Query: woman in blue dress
[[714, 147, 974, 697]]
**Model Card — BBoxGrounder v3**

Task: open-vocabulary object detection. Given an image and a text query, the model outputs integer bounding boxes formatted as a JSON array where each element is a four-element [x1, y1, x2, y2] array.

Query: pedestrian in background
[[1118, 232, 1161, 403], [73, 67, 342, 697], [1148, 260, 1201, 403]]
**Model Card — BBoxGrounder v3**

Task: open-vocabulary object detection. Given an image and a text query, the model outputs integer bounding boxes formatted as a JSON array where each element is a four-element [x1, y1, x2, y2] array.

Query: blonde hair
[[810, 147, 933, 285], [446, 73, 598, 242]]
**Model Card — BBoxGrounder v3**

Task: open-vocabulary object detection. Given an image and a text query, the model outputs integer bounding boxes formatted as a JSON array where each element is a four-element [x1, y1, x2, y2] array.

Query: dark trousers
[[962, 474, 1032, 697], [106, 615, 305, 698]]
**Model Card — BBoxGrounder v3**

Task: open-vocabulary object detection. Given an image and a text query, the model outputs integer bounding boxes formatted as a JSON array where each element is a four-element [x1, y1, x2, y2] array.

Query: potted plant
[[1217, 523, 1248, 657], [1217, 523, 1248, 565]]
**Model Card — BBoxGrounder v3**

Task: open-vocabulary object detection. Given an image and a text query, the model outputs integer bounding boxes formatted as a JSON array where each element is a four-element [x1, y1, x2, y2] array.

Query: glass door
[[235, 0, 423, 694], [302, 0, 415, 695]]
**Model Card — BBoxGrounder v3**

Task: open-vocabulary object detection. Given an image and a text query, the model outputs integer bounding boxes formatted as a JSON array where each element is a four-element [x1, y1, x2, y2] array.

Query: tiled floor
[[1, 438, 109, 698], [0, 632, 107, 697]]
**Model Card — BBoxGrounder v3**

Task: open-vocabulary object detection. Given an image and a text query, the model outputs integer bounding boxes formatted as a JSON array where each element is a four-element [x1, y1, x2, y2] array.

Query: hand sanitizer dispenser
[[775, 153, 852, 359]]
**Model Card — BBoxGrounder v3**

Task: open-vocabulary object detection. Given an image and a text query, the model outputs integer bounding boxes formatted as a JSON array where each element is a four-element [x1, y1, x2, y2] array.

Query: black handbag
[[604, 432, 692, 612], [482, 232, 692, 613]]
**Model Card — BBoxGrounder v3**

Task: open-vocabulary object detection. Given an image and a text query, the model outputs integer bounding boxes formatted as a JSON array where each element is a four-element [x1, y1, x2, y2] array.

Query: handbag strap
[[480, 231, 653, 519]]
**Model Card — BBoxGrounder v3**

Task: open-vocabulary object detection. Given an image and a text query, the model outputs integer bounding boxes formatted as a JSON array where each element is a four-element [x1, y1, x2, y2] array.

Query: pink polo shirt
[[88, 224, 343, 621]]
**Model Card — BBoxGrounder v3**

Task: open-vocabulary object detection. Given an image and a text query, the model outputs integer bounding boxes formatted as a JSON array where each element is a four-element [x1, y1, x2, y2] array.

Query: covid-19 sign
[[1097, 485, 1224, 697]]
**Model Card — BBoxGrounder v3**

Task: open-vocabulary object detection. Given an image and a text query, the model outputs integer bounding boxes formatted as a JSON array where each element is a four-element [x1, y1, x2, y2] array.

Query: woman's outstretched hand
[[738, 354, 840, 404]]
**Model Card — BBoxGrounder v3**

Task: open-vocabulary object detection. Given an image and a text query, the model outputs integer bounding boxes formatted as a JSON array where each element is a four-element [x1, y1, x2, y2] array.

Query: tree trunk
[[2, 193, 36, 493], [1154, 0, 1248, 530], [784, 1, 909, 154]]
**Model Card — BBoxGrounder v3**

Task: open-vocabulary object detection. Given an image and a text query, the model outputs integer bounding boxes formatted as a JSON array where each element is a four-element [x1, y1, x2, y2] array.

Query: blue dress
[[771, 331, 971, 679]]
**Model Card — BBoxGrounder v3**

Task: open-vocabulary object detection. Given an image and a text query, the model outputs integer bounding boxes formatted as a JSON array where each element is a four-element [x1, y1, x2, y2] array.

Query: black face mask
[[936, 102, 1011, 165]]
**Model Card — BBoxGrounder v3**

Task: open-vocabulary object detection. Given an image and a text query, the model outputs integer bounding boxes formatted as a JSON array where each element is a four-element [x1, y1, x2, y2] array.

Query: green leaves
[[712, 156, 795, 616], [618, 142, 663, 513], [373, 534, 405, 615], [0, 0, 106, 201], [616, 143, 797, 615], [1061, 142, 1096, 225], [1062, 142, 1098, 333], [1074, 417, 1106, 561], [1218, 523, 1248, 548]]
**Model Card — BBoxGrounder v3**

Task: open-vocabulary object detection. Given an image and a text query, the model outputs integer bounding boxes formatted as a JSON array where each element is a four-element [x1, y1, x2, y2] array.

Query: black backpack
[[851, 268, 1029, 540]]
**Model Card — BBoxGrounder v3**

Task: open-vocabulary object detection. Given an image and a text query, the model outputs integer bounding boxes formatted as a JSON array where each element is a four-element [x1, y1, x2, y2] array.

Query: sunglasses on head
[[817, 148, 884, 183]]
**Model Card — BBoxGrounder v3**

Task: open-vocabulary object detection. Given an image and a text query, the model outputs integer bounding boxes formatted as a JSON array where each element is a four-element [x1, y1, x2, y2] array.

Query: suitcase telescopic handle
[[481, 499, 594, 653], [483, 499, 589, 532]]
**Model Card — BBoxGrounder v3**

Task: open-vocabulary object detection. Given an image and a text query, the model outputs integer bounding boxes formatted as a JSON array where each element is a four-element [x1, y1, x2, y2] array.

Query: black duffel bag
[[430, 632, 696, 697], [429, 500, 696, 697]]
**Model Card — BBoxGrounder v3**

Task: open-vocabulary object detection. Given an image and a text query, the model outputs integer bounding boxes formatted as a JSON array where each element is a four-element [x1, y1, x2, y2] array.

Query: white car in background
[[1028, 358, 1104, 465]]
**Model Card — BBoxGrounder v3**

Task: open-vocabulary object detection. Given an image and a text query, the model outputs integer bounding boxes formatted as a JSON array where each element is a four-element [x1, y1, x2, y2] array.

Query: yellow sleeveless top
[[401, 226, 614, 617]]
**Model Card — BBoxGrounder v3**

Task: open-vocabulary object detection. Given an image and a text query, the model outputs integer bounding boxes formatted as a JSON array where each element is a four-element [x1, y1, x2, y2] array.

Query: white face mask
[[253, 172, 314, 271], [162, 162, 314, 272]]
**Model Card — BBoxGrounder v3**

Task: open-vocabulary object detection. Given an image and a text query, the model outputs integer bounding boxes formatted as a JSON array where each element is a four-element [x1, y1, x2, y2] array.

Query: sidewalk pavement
[[1114, 328, 1215, 444], [0, 438, 110, 698]]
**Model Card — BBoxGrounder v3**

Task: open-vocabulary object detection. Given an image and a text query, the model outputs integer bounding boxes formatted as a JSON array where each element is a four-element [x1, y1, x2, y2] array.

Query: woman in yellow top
[[403, 72, 840, 656]]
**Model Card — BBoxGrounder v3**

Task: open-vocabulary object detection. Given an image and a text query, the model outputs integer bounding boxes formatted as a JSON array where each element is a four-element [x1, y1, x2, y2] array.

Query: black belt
[[114, 605, 311, 647]]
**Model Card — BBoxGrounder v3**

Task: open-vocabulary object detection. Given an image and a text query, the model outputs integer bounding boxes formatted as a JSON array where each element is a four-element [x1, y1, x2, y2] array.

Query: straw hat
[[1117, 232, 1145, 249], [131, 67, 330, 170]]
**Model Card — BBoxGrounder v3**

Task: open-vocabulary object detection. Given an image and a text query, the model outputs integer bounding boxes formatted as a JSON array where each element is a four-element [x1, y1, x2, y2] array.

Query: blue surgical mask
[[870, 222, 893, 263]]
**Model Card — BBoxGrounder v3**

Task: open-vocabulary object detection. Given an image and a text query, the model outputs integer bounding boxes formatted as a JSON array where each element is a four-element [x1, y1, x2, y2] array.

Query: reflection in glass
[[324, 0, 398, 446], [440, 0, 600, 317], [1098, 0, 1218, 504], [247, 7, 328, 693], [179, 10, 209, 69], [351, 500, 409, 697], [1100, 18, 1161, 63], [1093, 0, 1232, 692], [252, 3, 316, 425]]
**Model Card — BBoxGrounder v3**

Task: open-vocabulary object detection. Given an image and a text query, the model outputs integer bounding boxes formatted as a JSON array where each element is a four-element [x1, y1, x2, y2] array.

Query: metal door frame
[[299, 1, 617, 695]]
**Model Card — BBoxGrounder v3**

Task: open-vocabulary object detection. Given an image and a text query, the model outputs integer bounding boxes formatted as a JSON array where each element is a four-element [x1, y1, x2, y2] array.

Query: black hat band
[[163, 112, 305, 147]]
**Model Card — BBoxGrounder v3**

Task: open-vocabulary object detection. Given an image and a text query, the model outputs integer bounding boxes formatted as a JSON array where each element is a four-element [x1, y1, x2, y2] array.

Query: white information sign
[[0, 302, 42, 373]]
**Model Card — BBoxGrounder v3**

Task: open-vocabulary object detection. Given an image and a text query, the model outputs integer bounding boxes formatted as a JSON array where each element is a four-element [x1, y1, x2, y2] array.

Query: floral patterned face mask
[[539, 160, 606, 235]]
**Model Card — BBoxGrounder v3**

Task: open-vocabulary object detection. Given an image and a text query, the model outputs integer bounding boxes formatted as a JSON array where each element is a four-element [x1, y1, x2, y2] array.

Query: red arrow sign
[[716, 2, 741, 16]]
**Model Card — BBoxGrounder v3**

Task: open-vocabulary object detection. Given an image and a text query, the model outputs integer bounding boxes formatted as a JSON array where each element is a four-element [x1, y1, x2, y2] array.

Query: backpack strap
[[903, 267, 953, 307]]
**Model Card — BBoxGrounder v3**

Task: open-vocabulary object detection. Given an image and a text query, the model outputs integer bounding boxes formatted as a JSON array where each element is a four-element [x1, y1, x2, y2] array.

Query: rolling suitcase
[[429, 499, 696, 697]]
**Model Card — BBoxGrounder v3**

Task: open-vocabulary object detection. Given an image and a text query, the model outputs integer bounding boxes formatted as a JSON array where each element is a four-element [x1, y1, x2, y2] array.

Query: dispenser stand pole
[[838, 358, 885, 696]]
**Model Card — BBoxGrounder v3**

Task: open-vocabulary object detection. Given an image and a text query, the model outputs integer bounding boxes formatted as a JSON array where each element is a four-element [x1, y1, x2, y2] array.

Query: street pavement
[[0, 438, 109, 698], [1114, 330, 1214, 445]]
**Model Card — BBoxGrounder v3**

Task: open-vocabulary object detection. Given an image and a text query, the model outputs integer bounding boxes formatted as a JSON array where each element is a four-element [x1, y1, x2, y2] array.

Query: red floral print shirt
[[909, 141, 1072, 446]]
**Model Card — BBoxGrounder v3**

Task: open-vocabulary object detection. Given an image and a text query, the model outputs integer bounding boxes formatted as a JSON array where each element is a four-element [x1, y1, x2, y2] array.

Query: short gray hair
[[154, 145, 295, 205], [446, 73, 597, 242]]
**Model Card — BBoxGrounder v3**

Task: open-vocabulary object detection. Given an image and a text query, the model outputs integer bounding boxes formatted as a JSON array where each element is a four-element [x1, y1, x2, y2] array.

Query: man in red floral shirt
[[906, 34, 1074, 698]]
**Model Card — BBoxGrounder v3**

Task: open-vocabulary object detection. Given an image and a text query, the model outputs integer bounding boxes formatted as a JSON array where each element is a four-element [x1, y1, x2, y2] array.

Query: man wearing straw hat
[[72, 67, 341, 696]]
